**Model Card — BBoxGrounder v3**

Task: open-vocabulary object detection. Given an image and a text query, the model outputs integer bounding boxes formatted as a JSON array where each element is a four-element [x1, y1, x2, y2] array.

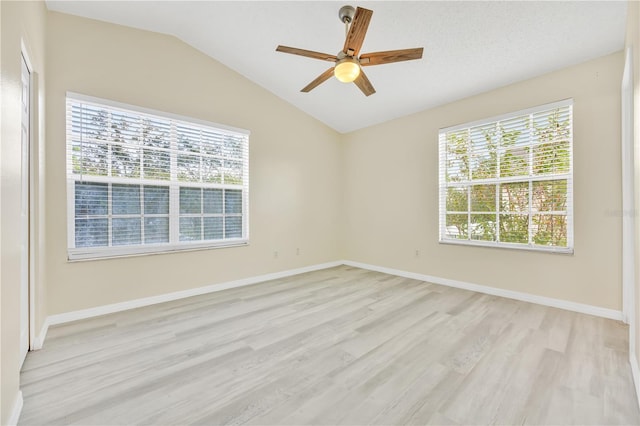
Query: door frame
[[622, 47, 635, 356], [20, 41, 36, 356]]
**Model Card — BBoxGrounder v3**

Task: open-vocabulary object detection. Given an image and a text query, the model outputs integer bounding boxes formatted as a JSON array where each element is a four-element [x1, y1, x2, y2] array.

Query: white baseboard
[[631, 353, 640, 411], [342, 260, 624, 321], [41, 258, 622, 349], [8, 391, 23, 426], [32, 317, 50, 350], [47, 261, 342, 327]]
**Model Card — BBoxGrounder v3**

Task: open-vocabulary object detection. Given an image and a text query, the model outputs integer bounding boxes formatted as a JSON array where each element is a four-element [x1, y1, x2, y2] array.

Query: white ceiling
[[45, 1, 627, 133]]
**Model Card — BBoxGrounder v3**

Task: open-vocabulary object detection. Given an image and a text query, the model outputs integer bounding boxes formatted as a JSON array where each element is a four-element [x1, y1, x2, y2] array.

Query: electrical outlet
[[274, 250, 278, 258], [415, 249, 420, 257], [296, 248, 300, 255]]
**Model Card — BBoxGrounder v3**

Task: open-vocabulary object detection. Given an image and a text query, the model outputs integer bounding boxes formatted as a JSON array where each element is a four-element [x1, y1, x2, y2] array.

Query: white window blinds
[[438, 99, 573, 253], [66, 93, 250, 260]]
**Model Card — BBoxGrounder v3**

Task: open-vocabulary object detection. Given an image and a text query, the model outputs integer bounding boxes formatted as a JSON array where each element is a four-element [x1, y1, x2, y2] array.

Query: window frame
[[438, 99, 574, 254], [66, 92, 250, 261]]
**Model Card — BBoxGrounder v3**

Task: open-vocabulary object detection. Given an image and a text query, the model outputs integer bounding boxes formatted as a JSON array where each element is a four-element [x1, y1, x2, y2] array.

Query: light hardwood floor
[[20, 266, 640, 425]]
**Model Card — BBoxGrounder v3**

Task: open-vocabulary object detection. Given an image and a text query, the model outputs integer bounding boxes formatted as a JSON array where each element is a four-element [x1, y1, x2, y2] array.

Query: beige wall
[[0, 1, 47, 423], [343, 52, 624, 310], [44, 12, 343, 315]]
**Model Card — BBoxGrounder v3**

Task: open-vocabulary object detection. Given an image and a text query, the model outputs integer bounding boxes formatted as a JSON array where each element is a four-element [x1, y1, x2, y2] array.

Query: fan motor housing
[[339, 5, 356, 23]]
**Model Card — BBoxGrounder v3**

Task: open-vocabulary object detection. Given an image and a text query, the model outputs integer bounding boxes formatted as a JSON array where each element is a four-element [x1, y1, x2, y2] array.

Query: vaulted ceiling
[[45, 1, 627, 133]]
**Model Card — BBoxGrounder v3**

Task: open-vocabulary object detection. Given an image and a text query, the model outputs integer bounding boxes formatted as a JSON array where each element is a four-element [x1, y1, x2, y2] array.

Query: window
[[66, 93, 249, 260], [438, 100, 573, 253]]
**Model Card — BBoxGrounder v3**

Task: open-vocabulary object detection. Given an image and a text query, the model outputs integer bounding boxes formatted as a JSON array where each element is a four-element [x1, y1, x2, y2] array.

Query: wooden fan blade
[[343, 7, 373, 57], [301, 67, 335, 92], [353, 70, 375, 97], [359, 47, 424, 66], [276, 45, 337, 62]]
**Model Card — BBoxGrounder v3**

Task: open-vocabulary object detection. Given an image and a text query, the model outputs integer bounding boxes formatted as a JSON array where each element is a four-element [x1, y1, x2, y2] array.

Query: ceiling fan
[[276, 5, 424, 96]]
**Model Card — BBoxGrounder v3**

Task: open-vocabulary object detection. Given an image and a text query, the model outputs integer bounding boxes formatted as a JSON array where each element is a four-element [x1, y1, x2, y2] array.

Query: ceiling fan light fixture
[[334, 57, 360, 83], [275, 6, 422, 96]]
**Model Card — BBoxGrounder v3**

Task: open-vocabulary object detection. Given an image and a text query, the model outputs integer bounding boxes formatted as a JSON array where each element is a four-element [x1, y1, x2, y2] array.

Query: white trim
[[19, 48, 32, 366], [68, 239, 249, 262], [20, 40, 33, 72], [39, 259, 623, 348], [28, 72, 37, 352], [19, 43, 35, 345], [342, 260, 623, 321], [47, 261, 342, 326], [32, 318, 50, 350], [630, 353, 640, 411], [439, 238, 574, 255], [8, 391, 23, 426], [622, 48, 635, 331]]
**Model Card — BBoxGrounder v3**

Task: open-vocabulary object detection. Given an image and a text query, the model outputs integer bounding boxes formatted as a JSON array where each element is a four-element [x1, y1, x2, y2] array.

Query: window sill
[[439, 238, 574, 255], [67, 239, 249, 262]]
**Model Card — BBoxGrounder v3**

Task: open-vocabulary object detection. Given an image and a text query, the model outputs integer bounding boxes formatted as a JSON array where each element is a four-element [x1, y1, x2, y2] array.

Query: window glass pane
[[224, 160, 243, 185], [225, 190, 243, 214], [202, 131, 223, 156], [470, 124, 497, 180], [532, 108, 571, 145], [204, 217, 223, 240], [533, 141, 570, 175], [446, 187, 468, 212], [75, 218, 108, 247], [180, 217, 202, 241], [202, 157, 222, 183], [180, 187, 201, 214], [499, 214, 528, 244], [225, 217, 242, 238], [532, 180, 567, 212], [112, 218, 142, 246], [75, 106, 109, 138], [111, 144, 140, 177], [500, 182, 528, 213], [177, 154, 200, 182], [144, 186, 169, 215], [223, 136, 243, 158], [144, 217, 169, 243], [143, 149, 170, 180], [70, 107, 110, 172], [532, 214, 567, 247], [470, 184, 496, 212], [445, 130, 469, 183], [110, 111, 141, 146], [111, 144, 141, 178], [76, 140, 109, 176], [204, 189, 223, 214], [71, 105, 110, 176], [112, 184, 141, 215], [500, 147, 529, 177], [141, 117, 170, 150], [177, 125, 202, 153], [500, 116, 529, 148], [470, 214, 496, 241], [75, 182, 108, 216], [445, 214, 467, 239]]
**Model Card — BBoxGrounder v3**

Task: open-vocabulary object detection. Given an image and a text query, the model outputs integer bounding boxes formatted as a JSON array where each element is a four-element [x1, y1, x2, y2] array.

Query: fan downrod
[[338, 5, 355, 23]]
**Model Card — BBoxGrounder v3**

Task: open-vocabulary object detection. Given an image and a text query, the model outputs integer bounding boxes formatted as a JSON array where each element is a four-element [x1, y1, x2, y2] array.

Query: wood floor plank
[[19, 266, 640, 425]]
